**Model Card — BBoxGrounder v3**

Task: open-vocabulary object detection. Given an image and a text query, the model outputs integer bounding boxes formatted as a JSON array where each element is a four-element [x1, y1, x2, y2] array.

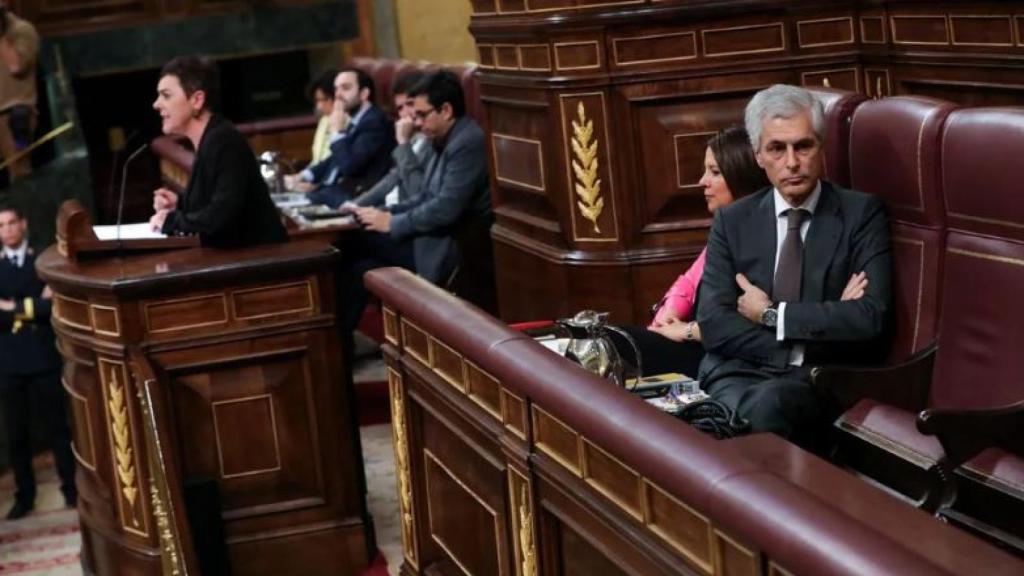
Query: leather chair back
[[931, 108, 1024, 409], [849, 96, 956, 362], [808, 87, 867, 188]]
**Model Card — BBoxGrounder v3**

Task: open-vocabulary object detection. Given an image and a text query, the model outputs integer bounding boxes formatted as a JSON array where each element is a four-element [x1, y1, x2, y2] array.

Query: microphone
[[115, 142, 149, 247]]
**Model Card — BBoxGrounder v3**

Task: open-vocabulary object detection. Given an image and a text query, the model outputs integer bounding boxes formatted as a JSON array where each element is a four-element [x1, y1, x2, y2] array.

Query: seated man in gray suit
[[696, 84, 891, 452], [340, 70, 492, 339], [346, 70, 433, 209]]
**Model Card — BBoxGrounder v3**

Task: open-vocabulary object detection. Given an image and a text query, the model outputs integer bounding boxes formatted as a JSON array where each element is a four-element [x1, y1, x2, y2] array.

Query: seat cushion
[[836, 399, 944, 469], [960, 447, 1024, 500]]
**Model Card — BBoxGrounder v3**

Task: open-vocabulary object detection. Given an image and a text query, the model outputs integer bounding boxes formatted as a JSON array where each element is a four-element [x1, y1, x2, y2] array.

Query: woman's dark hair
[[307, 68, 339, 101], [160, 56, 221, 113], [707, 126, 770, 199], [408, 70, 465, 118]]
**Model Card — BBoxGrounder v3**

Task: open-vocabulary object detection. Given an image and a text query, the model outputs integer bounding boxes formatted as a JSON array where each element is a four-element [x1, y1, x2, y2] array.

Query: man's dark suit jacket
[[307, 105, 395, 193], [387, 116, 492, 284], [697, 181, 892, 381], [0, 251, 60, 378], [162, 114, 287, 247]]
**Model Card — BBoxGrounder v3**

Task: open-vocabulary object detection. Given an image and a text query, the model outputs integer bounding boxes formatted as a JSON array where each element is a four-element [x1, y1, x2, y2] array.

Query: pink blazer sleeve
[[650, 247, 706, 326]]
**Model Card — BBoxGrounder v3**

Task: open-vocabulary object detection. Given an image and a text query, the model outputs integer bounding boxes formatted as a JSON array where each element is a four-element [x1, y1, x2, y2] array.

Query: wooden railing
[[366, 267, 1023, 576]]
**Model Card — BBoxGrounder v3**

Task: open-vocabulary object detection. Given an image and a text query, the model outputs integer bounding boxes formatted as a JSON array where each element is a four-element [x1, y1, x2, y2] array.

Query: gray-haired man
[[696, 84, 892, 452]]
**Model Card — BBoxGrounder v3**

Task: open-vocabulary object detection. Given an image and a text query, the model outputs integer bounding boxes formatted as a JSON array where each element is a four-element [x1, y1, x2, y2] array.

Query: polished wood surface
[[38, 240, 372, 575], [470, 0, 1024, 323], [366, 266, 1024, 576]]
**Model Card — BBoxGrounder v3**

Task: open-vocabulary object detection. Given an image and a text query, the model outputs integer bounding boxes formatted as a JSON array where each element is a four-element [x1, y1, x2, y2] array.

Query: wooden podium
[[37, 202, 372, 574]]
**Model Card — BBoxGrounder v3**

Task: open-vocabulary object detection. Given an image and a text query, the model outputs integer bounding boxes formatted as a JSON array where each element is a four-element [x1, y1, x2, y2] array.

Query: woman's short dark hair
[[708, 126, 770, 199], [160, 56, 221, 112], [307, 68, 339, 101], [408, 70, 465, 118]]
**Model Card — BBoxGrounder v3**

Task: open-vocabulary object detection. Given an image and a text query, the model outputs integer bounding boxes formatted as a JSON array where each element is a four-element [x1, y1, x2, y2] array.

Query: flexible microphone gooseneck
[[115, 142, 150, 248]]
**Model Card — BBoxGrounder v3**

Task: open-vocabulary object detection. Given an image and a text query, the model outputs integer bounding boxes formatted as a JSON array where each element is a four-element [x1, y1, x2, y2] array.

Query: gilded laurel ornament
[[390, 374, 416, 564], [518, 483, 536, 576], [108, 367, 139, 525], [571, 101, 604, 234]]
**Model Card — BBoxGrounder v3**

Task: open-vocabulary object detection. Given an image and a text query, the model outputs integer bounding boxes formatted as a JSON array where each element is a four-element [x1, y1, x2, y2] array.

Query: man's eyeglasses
[[413, 107, 436, 120]]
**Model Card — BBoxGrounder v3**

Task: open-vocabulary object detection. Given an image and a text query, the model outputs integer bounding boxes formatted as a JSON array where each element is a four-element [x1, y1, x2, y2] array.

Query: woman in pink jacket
[[618, 127, 769, 378]]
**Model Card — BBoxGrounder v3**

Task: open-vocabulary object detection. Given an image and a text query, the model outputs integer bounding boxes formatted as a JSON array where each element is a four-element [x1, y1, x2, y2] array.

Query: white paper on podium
[[93, 223, 167, 241]]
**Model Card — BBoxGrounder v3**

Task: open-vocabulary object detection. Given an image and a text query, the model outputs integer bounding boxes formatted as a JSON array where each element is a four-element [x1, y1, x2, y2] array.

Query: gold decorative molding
[[389, 368, 419, 569], [139, 379, 187, 575], [105, 363, 143, 532], [511, 476, 537, 576], [571, 101, 604, 234], [150, 483, 183, 576]]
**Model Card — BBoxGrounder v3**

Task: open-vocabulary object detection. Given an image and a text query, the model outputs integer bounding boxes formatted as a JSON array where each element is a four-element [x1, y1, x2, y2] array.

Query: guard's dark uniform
[[0, 246, 76, 513]]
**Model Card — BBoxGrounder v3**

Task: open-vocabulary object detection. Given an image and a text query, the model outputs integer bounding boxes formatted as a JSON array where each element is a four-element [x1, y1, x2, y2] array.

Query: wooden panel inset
[[532, 407, 581, 474], [478, 44, 496, 69], [424, 451, 501, 576], [674, 131, 715, 189], [797, 17, 854, 48], [1018, 16, 1024, 46], [519, 44, 551, 70], [703, 23, 785, 57], [861, 16, 887, 44], [554, 41, 601, 70], [212, 395, 282, 478], [493, 133, 546, 192], [645, 482, 713, 573], [429, 337, 466, 391], [865, 69, 892, 98], [714, 531, 761, 576], [466, 362, 502, 419], [801, 68, 859, 92], [471, 0, 497, 14], [401, 320, 430, 365], [145, 294, 228, 333], [495, 44, 521, 69], [90, 304, 120, 336], [232, 281, 314, 321], [383, 307, 400, 346], [950, 15, 1014, 47], [64, 379, 96, 471], [501, 388, 528, 439], [499, 0, 527, 13], [613, 32, 697, 66], [54, 295, 92, 331], [891, 15, 949, 45], [581, 439, 642, 519]]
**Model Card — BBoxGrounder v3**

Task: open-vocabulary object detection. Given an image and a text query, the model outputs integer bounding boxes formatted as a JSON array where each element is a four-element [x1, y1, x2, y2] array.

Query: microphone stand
[[116, 142, 150, 254]]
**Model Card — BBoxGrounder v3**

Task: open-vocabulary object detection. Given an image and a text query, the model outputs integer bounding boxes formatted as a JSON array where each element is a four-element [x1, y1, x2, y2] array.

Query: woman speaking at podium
[[149, 56, 287, 247]]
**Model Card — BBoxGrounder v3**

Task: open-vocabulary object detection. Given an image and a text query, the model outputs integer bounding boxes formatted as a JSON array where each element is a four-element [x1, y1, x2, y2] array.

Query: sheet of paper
[[93, 223, 167, 241]]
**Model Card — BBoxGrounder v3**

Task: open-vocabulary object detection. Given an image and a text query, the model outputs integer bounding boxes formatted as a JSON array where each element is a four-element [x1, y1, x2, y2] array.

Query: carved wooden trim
[[100, 358, 149, 537], [211, 394, 283, 479], [492, 133, 547, 192], [890, 14, 950, 46], [508, 468, 537, 576], [144, 294, 229, 334], [230, 281, 315, 321], [388, 368, 419, 569], [424, 449, 502, 576], [796, 16, 855, 48], [63, 377, 97, 472], [383, 307, 401, 346], [702, 22, 786, 57], [612, 31, 698, 66], [949, 15, 1014, 47], [860, 15, 888, 44], [559, 92, 620, 242], [553, 40, 602, 71], [89, 304, 121, 337], [429, 336, 468, 392]]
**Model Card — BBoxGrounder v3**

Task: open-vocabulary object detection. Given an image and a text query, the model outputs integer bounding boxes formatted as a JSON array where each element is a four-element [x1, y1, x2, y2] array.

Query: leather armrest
[[811, 342, 937, 413], [917, 400, 1024, 469]]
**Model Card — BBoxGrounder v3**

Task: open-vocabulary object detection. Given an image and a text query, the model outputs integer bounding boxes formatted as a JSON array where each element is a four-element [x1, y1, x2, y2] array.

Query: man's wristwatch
[[761, 304, 778, 328]]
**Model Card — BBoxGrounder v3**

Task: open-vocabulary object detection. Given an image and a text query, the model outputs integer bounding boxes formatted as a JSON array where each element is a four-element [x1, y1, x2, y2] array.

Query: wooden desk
[[37, 241, 372, 575]]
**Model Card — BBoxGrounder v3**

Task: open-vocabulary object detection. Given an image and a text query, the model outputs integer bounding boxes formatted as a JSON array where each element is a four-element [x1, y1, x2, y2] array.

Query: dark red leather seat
[[827, 96, 957, 507], [807, 87, 867, 188], [916, 107, 1024, 549]]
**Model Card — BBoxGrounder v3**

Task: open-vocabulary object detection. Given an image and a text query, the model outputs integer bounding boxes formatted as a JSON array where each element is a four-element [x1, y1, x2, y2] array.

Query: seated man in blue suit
[[340, 70, 492, 343], [286, 67, 395, 207]]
